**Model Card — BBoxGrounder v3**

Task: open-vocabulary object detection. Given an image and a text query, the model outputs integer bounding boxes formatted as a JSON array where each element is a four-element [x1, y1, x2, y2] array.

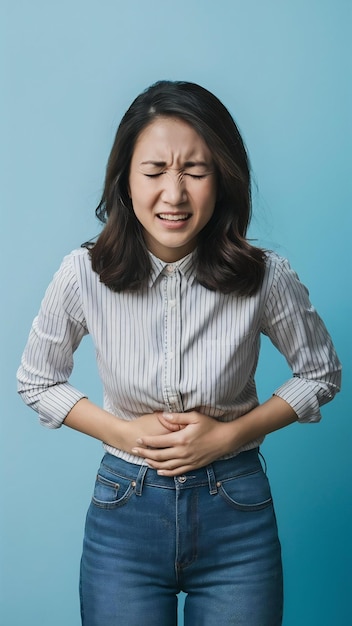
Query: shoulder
[[45, 248, 96, 302], [56, 247, 94, 282], [264, 250, 288, 271], [57, 247, 111, 304], [262, 251, 310, 309], [263, 251, 301, 285], [61, 246, 91, 268]]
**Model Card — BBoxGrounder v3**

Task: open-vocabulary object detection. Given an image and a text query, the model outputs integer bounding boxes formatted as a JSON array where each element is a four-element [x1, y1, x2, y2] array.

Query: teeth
[[158, 213, 190, 221]]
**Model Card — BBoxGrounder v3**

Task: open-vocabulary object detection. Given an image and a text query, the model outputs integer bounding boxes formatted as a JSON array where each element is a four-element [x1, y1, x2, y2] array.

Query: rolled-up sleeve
[[262, 257, 341, 422], [17, 254, 88, 428]]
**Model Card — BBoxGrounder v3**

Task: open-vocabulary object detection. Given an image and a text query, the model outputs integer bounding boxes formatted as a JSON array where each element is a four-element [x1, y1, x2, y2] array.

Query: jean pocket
[[92, 473, 135, 509], [218, 469, 273, 512]]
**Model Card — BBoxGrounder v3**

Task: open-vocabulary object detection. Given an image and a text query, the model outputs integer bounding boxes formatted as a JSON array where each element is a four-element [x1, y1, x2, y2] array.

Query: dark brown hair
[[85, 80, 265, 295]]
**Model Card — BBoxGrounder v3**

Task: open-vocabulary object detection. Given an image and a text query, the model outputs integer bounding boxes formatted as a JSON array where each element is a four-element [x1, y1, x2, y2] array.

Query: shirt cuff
[[274, 377, 322, 423], [38, 383, 87, 428]]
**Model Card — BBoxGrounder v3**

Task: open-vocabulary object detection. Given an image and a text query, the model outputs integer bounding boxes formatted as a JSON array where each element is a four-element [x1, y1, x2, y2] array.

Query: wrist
[[110, 417, 133, 452], [216, 420, 241, 456], [223, 398, 297, 453]]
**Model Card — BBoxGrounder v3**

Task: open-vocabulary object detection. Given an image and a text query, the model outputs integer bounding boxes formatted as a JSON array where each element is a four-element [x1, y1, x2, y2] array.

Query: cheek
[[129, 183, 152, 211], [129, 172, 148, 201], [200, 187, 217, 217], [202, 178, 217, 204]]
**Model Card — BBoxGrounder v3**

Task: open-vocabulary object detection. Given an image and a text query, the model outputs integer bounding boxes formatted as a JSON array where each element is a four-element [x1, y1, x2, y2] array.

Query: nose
[[161, 172, 187, 205]]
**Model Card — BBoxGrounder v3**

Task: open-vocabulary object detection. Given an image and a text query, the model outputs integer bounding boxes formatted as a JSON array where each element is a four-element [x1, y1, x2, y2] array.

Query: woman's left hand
[[131, 411, 234, 475]]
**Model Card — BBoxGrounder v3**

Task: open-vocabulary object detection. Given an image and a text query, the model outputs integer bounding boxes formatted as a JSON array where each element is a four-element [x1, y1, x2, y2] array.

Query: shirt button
[[165, 264, 174, 274], [177, 475, 187, 483]]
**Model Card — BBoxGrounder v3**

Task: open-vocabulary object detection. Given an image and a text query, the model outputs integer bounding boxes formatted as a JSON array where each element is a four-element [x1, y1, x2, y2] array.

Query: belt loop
[[206, 465, 218, 495], [135, 464, 149, 496]]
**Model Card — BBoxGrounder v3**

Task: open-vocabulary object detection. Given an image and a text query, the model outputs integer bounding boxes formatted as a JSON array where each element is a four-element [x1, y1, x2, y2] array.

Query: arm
[[17, 254, 89, 428], [132, 256, 341, 474], [263, 256, 341, 422], [17, 253, 178, 446], [131, 397, 297, 475], [64, 398, 179, 453]]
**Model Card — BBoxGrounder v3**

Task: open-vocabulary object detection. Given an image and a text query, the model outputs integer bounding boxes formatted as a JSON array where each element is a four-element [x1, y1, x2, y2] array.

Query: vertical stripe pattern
[[17, 248, 341, 462]]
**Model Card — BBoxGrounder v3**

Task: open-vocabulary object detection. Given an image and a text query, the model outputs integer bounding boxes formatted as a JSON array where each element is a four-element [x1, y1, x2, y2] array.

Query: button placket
[[163, 269, 183, 413]]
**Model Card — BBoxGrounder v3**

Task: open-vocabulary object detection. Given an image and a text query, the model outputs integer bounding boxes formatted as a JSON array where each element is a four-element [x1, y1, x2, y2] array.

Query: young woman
[[17, 80, 341, 626]]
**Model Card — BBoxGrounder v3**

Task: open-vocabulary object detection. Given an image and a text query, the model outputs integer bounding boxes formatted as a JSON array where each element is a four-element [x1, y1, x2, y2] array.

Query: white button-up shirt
[[17, 248, 341, 462]]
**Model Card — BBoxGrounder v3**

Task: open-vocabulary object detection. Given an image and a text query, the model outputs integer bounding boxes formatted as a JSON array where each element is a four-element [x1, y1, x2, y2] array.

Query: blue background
[[2, 1, 351, 624]]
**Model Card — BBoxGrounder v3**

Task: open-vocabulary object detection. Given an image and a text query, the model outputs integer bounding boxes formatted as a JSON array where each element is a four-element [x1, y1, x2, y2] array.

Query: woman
[[17, 80, 341, 626]]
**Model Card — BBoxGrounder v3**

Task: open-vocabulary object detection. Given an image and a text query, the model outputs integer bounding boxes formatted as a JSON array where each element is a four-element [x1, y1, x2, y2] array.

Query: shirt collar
[[148, 251, 196, 287]]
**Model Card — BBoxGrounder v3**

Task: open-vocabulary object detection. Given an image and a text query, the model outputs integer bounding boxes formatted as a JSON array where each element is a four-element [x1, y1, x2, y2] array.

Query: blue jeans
[[80, 449, 283, 625]]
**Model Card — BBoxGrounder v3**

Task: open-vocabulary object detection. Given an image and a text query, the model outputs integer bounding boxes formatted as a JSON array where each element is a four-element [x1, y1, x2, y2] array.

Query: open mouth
[[157, 213, 191, 222]]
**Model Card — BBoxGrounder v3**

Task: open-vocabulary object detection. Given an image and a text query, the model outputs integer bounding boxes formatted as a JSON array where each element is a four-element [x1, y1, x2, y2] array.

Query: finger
[[158, 415, 182, 431], [162, 412, 198, 426], [146, 457, 195, 473], [133, 451, 201, 476], [136, 432, 180, 449], [131, 446, 183, 462], [156, 464, 196, 476]]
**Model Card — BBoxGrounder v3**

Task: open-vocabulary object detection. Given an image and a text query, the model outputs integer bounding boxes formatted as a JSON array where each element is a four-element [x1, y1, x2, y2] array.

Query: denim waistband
[[100, 448, 261, 496]]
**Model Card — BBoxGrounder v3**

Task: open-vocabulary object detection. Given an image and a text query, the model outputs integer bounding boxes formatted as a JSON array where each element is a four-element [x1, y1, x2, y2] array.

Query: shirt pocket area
[[218, 468, 273, 512], [92, 472, 135, 509], [200, 331, 258, 404]]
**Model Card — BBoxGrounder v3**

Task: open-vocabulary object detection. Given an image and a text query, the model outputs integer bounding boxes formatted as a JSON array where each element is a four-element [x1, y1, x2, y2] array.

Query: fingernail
[[157, 470, 165, 475], [162, 413, 173, 420], [136, 438, 143, 444], [131, 448, 139, 454]]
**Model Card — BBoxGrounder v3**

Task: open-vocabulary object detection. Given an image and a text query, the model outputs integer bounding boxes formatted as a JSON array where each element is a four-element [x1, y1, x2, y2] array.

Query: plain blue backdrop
[[2, 1, 351, 624]]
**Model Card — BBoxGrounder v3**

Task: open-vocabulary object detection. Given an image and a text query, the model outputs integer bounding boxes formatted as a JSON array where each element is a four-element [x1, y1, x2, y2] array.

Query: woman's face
[[128, 116, 217, 262]]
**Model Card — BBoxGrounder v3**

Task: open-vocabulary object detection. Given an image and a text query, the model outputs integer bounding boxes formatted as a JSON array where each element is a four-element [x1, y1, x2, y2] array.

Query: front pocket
[[218, 469, 273, 512], [92, 473, 134, 509]]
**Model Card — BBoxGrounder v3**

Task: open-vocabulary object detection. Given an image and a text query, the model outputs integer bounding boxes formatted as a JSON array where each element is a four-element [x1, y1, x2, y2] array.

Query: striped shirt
[[17, 247, 341, 462]]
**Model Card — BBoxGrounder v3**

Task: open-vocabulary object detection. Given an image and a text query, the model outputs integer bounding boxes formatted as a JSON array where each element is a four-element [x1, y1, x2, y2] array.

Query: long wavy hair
[[86, 80, 266, 295]]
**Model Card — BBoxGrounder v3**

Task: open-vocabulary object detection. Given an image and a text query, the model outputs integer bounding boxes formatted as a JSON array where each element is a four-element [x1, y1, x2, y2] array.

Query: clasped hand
[[131, 411, 232, 476]]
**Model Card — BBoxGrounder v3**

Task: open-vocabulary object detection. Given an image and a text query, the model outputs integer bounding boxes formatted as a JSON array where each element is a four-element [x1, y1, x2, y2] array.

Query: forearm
[[224, 395, 297, 453], [63, 398, 128, 448], [63, 398, 179, 453], [133, 396, 298, 475]]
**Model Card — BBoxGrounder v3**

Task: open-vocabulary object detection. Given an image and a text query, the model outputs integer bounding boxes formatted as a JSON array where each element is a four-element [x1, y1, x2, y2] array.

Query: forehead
[[132, 116, 212, 160]]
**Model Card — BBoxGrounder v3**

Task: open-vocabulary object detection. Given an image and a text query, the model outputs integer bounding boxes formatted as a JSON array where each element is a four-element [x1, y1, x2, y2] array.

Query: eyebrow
[[184, 161, 211, 168], [140, 160, 211, 168], [140, 161, 166, 167]]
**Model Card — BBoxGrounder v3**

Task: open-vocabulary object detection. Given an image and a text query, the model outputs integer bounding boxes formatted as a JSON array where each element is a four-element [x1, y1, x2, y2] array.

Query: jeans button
[[177, 475, 187, 483]]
